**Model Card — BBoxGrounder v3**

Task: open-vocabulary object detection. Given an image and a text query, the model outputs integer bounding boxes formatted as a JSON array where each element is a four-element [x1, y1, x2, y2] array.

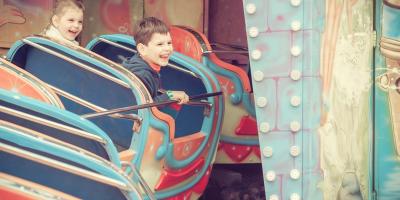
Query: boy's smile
[[139, 32, 173, 67]]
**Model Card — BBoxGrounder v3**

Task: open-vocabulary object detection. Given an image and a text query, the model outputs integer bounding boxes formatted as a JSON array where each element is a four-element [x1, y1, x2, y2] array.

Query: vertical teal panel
[[375, 0, 400, 199], [243, 0, 324, 199]]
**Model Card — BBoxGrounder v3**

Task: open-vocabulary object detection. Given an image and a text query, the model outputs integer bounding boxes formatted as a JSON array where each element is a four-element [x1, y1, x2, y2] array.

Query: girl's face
[[138, 32, 173, 67], [53, 7, 83, 41]]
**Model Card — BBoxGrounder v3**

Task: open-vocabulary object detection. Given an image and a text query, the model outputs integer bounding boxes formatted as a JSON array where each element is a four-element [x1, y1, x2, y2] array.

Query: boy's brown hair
[[134, 17, 169, 46]]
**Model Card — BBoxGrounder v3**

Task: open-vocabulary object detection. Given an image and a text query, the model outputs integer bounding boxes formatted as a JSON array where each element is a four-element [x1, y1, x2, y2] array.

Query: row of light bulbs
[[245, 0, 304, 200]]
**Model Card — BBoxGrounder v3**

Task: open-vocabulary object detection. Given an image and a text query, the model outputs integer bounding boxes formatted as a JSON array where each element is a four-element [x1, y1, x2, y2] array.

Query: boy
[[123, 17, 189, 104]]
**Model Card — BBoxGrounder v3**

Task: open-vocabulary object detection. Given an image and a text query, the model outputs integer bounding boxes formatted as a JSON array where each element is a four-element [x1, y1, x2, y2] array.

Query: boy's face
[[53, 7, 83, 41], [139, 32, 173, 67]]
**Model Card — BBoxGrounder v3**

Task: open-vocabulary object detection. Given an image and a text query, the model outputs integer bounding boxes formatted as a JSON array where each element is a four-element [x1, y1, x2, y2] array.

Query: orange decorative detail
[[168, 102, 182, 111], [170, 26, 252, 92], [165, 167, 212, 200], [155, 158, 205, 190], [208, 53, 251, 92], [235, 115, 258, 136], [0, 61, 50, 103], [172, 132, 206, 160], [0, 188, 36, 200], [222, 143, 253, 163], [170, 27, 205, 62], [151, 107, 175, 140], [191, 167, 211, 193]]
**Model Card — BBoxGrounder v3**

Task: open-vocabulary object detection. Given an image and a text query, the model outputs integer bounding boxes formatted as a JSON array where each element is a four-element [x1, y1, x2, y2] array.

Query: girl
[[42, 0, 84, 46]]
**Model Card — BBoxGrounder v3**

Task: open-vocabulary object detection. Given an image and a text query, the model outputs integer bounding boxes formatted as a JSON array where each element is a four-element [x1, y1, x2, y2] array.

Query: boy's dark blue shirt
[[122, 54, 169, 102]]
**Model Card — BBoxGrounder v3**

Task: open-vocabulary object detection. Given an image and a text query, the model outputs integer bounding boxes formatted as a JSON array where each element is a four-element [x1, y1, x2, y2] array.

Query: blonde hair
[[42, 0, 84, 39], [52, 0, 85, 17]]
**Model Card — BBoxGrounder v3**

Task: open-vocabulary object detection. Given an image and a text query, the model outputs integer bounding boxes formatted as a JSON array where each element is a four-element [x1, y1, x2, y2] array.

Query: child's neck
[[45, 25, 78, 46], [141, 56, 161, 72], [148, 62, 161, 72]]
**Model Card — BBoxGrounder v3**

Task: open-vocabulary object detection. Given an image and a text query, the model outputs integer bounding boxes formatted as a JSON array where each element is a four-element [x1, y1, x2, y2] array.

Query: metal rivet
[[290, 121, 301, 132], [290, 70, 301, 81], [291, 46, 301, 56], [246, 3, 257, 14], [260, 122, 270, 133], [290, 145, 300, 157], [290, 96, 301, 107], [291, 0, 301, 7], [253, 70, 264, 82], [265, 170, 276, 182], [262, 146, 273, 157], [257, 97, 268, 107], [249, 27, 259, 38], [290, 193, 301, 200], [290, 169, 300, 180], [291, 21, 301, 31], [269, 194, 279, 200], [251, 49, 262, 60]]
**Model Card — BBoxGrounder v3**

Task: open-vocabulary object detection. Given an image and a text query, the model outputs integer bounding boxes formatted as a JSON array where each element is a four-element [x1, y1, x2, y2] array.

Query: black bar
[[81, 91, 222, 119]]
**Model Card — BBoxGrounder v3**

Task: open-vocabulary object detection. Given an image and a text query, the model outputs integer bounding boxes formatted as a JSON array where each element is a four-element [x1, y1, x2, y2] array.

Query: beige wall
[[82, 0, 205, 45], [0, 0, 206, 48], [144, 0, 204, 32], [0, 1, 54, 48], [81, 0, 144, 45]]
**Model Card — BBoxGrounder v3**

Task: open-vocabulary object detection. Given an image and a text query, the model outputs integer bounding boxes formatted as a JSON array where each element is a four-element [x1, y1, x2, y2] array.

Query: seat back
[[0, 88, 120, 164], [0, 61, 121, 163], [6, 36, 150, 149], [0, 125, 141, 200]]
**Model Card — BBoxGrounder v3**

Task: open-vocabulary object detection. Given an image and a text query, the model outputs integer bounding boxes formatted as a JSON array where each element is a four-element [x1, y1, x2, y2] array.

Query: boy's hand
[[169, 91, 189, 104]]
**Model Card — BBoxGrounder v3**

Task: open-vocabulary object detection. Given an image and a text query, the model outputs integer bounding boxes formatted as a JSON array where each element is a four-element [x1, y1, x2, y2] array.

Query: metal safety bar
[[81, 91, 222, 119], [0, 105, 106, 144], [0, 142, 130, 191], [48, 84, 142, 124], [0, 120, 106, 162]]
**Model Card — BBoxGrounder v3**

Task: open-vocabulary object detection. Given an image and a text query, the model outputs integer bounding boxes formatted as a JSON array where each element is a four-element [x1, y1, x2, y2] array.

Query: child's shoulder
[[125, 54, 144, 65], [123, 55, 151, 71]]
